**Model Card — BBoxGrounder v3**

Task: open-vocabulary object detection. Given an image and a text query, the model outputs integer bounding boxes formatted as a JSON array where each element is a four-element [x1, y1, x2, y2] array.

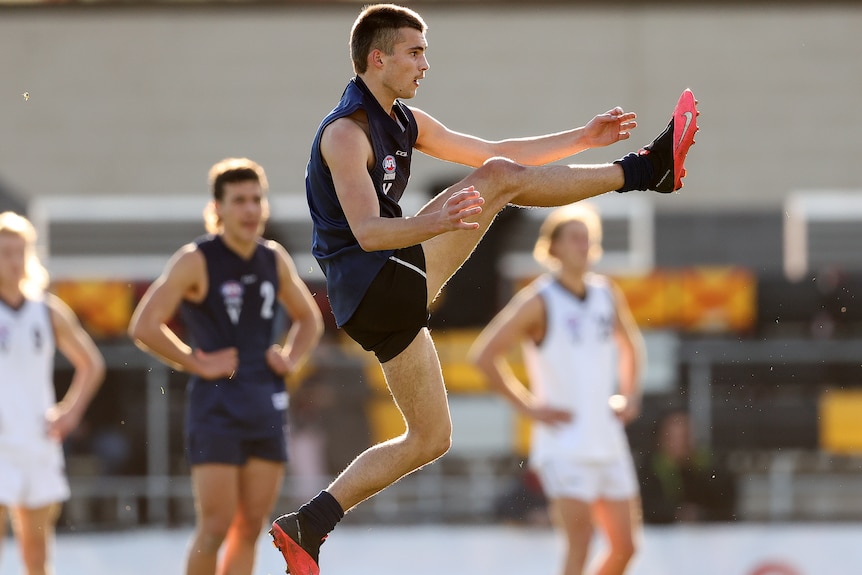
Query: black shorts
[[342, 244, 429, 363]]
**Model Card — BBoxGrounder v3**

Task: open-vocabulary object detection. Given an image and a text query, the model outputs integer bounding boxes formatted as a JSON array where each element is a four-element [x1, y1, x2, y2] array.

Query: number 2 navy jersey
[[306, 76, 418, 327], [179, 235, 288, 438]]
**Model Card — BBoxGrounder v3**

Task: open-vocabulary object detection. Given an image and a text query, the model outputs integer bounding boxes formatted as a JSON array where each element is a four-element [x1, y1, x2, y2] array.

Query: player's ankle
[[298, 490, 344, 537], [614, 152, 655, 193]]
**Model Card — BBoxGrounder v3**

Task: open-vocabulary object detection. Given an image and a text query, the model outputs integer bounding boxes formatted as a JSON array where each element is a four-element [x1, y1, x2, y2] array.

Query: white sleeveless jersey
[[523, 274, 630, 465], [0, 295, 59, 455]]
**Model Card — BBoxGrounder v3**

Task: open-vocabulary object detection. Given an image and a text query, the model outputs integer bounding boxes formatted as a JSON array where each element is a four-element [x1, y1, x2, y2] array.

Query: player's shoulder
[[158, 241, 206, 284], [43, 291, 79, 326], [585, 272, 615, 291], [261, 237, 289, 257], [320, 113, 372, 156], [172, 241, 206, 266], [526, 274, 556, 295], [511, 275, 552, 308]]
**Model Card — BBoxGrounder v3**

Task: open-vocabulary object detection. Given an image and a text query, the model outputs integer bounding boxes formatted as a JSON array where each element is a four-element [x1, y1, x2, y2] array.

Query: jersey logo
[[221, 280, 244, 325], [0, 325, 8, 352], [382, 155, 397, 174]]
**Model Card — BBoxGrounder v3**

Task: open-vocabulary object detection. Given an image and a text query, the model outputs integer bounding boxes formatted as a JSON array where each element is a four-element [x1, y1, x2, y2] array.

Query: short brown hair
[[350, 4, 427, 74], [204, 158, 270, 233], [208, 157, 268, 202]]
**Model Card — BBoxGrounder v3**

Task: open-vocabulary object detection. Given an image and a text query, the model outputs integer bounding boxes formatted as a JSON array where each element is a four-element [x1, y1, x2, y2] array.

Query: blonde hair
[[0, 211, 49, 297], [533, 203, 603, 268]]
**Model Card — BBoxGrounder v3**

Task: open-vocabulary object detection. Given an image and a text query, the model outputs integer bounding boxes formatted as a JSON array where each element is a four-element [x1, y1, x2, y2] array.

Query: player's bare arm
[[411, 106, 637, 168], [266, 242, 324, 378], [322, 116, 483, 251], [470, 287, 572, 425], [44, 293, 106, 440], [129, 245, 238, 379], [610, 281, 644, 424]]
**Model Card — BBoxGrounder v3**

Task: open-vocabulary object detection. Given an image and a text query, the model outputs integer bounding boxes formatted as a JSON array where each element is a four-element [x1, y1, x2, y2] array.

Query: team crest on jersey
[[382, 155, 397, 174], [221, 280, 244, 325]]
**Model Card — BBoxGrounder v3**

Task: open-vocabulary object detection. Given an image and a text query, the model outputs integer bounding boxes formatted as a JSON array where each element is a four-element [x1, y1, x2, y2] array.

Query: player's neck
[[220, 232, 258, 260], [555, 268, 587, 296], [0, 283, 24, 308], [357, 74, 397, 115]]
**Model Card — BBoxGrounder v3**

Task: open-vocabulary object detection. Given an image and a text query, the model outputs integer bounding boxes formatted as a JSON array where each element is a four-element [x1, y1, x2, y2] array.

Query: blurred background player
[[639, 408, 737, 524], [270, 4, 696, 573], [471, 203, 644, 575], [128, 158, 323, 575], [0, 211, 106, 575]]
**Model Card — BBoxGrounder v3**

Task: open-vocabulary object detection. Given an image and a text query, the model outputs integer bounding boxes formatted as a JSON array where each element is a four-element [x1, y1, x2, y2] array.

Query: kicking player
[[270, 4, 697, 574]]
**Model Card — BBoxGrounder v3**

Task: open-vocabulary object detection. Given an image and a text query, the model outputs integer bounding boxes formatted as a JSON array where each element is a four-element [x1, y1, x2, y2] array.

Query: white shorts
[[0, 445, 70, 508], [534, 452, 639, 502]]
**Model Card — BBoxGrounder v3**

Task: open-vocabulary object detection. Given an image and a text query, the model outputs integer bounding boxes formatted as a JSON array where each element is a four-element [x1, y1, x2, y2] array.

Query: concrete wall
[[2, 3, 861, 213]]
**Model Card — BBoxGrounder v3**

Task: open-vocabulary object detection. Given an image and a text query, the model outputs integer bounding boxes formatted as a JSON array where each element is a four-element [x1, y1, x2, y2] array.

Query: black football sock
[[614, 152, 656, 193], [298, 490, 345, 536]]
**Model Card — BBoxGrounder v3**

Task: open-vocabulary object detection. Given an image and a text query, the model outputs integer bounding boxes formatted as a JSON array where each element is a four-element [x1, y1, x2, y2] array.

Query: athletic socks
[[614, 151, 657, 193], [298, 490, 345, 537]]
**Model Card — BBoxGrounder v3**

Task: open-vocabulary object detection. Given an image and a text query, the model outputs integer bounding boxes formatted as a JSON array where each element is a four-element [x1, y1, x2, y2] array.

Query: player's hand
[[609, 394, 640, 424], [529, 405, 573, 426], [192, 347, 239, 380], [266, 344, 295, 377], [44, 405, 81, 441], [583, 107, 637, 147], [439, 186, 483, 231]]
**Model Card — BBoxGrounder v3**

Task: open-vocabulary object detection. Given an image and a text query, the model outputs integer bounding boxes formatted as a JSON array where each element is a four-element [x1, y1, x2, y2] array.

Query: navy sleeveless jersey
[[180, 235, 288, 438], [306, 76, 419, 326]]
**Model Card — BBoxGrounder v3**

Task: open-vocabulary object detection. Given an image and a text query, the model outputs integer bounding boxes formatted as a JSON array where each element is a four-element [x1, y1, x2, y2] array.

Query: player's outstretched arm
[[411, 106, 637, 168]]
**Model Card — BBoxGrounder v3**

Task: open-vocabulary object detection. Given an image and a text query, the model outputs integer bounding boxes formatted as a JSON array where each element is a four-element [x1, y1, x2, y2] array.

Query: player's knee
[[234, 511, 267, 541], [407, 424, 451, 464], [476, 156, 526, 193], [195, 516, 231, 550], [611, 537, 637, 563]]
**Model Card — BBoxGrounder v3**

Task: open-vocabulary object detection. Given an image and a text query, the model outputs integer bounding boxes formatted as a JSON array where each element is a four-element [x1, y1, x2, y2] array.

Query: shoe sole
[[670, 88, 699, 191], [270, 522, 320, 575]]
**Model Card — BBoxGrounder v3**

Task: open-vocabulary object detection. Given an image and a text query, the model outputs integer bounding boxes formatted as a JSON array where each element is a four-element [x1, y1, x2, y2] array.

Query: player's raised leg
[[420, 160, 622, 302], [421, 88, 698, 301]]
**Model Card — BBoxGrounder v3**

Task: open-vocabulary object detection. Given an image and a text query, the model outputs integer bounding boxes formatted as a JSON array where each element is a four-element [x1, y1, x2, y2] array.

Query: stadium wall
[[1, 3, 861, 213]]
